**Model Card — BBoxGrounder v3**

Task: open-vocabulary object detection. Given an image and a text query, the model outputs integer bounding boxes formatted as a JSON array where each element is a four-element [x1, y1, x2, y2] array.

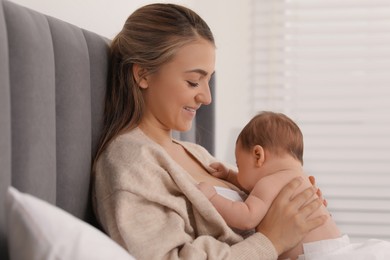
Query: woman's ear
[[253, 145, 265, 167], [132, 64, 148, 89]]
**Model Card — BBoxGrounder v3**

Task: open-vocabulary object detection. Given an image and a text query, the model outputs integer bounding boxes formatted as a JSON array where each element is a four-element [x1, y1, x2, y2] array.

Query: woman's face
[[141, 38, 215, 132]]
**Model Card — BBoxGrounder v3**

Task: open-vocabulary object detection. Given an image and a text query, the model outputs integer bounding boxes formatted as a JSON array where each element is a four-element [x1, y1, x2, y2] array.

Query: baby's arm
[[197, 182, 268, 230]]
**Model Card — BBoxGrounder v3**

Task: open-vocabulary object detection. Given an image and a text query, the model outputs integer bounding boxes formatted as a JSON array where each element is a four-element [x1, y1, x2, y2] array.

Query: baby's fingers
[[209, 162, 221, 170]]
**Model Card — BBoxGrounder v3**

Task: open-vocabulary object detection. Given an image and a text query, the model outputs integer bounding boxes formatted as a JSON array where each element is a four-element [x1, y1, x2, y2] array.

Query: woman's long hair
[[92, 4, 215, 170]]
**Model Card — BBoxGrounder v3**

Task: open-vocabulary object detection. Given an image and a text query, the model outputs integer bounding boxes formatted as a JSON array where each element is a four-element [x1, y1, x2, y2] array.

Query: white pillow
[[6, 186, 135, 260]]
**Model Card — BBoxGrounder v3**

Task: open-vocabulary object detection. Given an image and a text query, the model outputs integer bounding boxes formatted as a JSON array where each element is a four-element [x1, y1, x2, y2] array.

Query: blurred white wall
[[10, 0, 252, 164]]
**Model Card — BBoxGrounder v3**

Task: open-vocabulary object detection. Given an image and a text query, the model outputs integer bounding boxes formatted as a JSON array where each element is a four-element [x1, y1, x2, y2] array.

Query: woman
[[92, 3, 327, 259]]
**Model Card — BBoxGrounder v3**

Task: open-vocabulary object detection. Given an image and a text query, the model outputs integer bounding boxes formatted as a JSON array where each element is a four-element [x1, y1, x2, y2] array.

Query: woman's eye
[[187, 81, 199, 87]]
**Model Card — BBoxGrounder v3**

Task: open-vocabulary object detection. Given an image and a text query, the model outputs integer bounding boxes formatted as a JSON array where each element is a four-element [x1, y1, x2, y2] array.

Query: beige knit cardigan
[[93, 128, 278, 260]]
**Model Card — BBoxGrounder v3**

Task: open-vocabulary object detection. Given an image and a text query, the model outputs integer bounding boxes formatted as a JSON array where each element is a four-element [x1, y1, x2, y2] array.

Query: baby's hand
[[197, 182, 217, 200], [209, 162, 230, 180]]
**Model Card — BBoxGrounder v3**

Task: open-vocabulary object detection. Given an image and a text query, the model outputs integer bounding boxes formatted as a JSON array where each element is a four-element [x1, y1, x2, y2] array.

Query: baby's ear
[[132, 64, 148, 89], [253, 145, 265, 167]]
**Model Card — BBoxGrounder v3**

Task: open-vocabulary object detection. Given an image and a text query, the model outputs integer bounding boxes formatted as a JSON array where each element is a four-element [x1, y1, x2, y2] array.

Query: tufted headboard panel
[[0, 1, 215, 259], [0, 1, 110, 258]]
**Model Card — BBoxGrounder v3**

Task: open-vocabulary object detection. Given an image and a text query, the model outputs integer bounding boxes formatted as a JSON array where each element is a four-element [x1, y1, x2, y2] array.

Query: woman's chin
[[176, 122, 193, 133]]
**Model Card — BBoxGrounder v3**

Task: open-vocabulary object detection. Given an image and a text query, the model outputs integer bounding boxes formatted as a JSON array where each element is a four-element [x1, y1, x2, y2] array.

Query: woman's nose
[[196, 83, 212, 105]]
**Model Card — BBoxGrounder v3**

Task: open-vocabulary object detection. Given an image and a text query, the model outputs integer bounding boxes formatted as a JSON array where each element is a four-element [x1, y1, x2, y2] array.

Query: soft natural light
[[251, 0, 390, 242]]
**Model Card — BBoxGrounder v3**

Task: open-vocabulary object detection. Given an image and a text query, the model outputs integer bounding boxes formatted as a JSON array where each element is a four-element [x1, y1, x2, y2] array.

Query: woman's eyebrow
[[185, 69, 216, 78], [185, 69, 209, 76]]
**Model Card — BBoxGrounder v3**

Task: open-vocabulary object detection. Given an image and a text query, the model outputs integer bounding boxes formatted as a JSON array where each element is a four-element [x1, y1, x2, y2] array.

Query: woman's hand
[[256, 177, 328, 255], [309, 175, 328, 207]]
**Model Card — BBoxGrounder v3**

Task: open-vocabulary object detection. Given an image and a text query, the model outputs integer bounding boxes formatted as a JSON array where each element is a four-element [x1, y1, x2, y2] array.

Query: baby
[[198, 111, 341, 260]]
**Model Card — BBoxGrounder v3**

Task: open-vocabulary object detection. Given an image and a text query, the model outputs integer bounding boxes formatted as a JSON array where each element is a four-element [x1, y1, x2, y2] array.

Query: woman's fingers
[[317, 188, 328, 207], [277, 176, 304, 201], [303, 208, 329, 232], [308, 175, 328, 207], [308, 175, 315, 185], [299, 198, 329, 234]]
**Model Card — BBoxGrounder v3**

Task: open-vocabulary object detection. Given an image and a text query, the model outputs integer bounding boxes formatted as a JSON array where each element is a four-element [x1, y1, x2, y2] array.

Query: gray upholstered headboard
[[0, 1, 215, 259], [0, 0, 109, 258]]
